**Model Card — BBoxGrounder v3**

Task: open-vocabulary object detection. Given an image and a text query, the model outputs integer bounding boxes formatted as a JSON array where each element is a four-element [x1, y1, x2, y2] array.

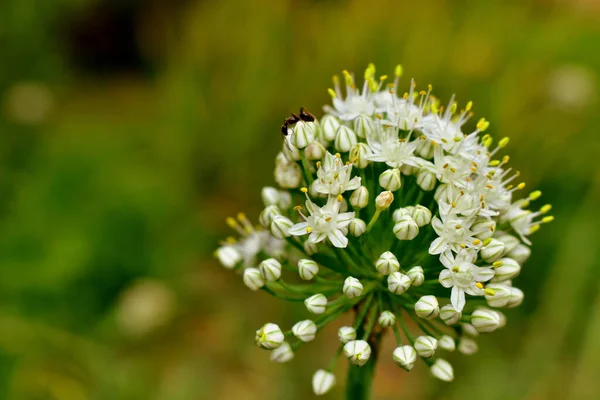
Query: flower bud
[[438, 335, 456, 352], [343, 340, 371, 366], [215, 245, 241, 269], [290, 121, 316, 149], [407, 266, 424, 286], [350, 186, 369, 209], [338, 326, 357, 343], [255, 323, 284, 350], [416, 169, 437, 191], [400, 164, 415, 176], [353, 114, 375, 139], [243, 268, 265, 291], [508, 243, 531, 264], [298, 259, 319, 280], [492, 258, 521, 282], [305, 141, 326, 160], [497, 234, 520, 253], [416, 138, 435, 159], [343, 276, 364, 298], [393, 345, 417, 371], [292, 319, 318, 342], [431, 358, 454, 382], [392, 207, 412, 223], [304, 240, 319, 255], [480, 238, 505, 262], [376, 191, 394, 210], [379, 168, 402, 191], [507, 287, 524, 308], [378, 311, 396, 327], [388, 272, 411, 295], [496, 310, 507, 328], [278, 190, 291, 209], [259, 205, 281, 228], [440, 304, 461, 325], [274, 161, 302, 189], [458, 337, 478, 355], [320, 115, 340, 142], [414, 335, 438, 358], [312, 369, 336, 396], [270, 215, 293, 239], [461, 323, 479, 337], [412, 205, 432, 227], [376, 251, 400, 275], [259, 258, 282, 281], [334, 125, 357, 152], [305, 294, 327, 314], [261, 186, 280, 206], [393, 216, 419, 240], [349, 143, 371, 168], [471, 308, 501, 332], [415, 295, 440, 319], [485, 283, 511, 308], [471, 218, 495, 241], [270, 341, 294, 363], [349, 218, 367, 237]]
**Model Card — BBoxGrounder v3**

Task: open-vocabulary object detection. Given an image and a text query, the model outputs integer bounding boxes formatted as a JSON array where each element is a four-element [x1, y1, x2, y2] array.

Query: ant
[[280, 107, 315, 138]]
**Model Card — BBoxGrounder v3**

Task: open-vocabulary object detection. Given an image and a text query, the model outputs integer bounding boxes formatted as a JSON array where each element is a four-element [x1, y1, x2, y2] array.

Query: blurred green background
[[0, 0, 599, 399]]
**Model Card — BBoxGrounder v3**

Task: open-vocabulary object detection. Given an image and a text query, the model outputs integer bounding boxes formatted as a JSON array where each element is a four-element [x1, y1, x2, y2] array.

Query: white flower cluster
[[216, 65, 553, 396]]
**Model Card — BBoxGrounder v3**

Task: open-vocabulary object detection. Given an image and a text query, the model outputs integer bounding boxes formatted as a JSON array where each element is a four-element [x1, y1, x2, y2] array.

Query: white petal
[[288, 222, 310, 236], [439, 270, 453, 288], [439, 251, 454, 269], [328, 230, 349, 248], [336, 212, 355, 228], [451, 286, 466, 312], [428, 237, 446, 255]]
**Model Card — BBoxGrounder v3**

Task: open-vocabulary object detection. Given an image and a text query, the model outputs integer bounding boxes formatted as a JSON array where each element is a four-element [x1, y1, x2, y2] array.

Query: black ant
[[280, 107, 315, 138]]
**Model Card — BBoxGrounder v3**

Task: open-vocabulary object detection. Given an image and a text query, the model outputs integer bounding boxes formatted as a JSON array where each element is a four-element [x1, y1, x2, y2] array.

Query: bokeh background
[[1, 0, 599, 399]]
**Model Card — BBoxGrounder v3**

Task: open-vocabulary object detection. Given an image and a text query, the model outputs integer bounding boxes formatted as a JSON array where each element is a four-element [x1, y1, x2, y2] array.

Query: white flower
[[388, 272, 411, 295], [414, 335, 438, 358], [407, 266, 424, 286], [440, 304, 462, 325], [368, 133, 421, 169], [429, 214, 477, 255], [292, 320, 318, 342], [344, 340, 371, 366], [305, 294, 327, 314], [438, 335, 456, 351], [270, 341, 294, 363], [393, 215, 419, 240], [393, 345, 417, 371], [312, 369, 336, 396], [343, 276, 364, 298], [350, 186, 369, 208], [313, 152, 361, 195], [458, 337, 478, 355], [243, 268, 265, 291], [439, 250, 494, 312], [376, 251, 400, 275], [289, 195, 354, 248], [255, 323, 284, 349], [338, 326, 357, 343], [471, 308, 501, 332], [415, 295, 440, 319], [379, 168, 402, 191], [378, 311, 396, 327], [259, 258, 282, 281], [215, 245, 241, 269], [431, 358, 454, 382]]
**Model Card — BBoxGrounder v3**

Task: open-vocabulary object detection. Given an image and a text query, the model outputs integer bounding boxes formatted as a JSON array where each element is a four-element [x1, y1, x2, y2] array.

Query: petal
[[288, 222, 310, 236], [431, 217, 444, 233], [309, 231, 327, 244], [439, 270, 453, 288], [328, 230, 348, 248], [439, 251, 455, 269], [428, 237, 446, 255], [451, 286, 466, 312], [346, 177, 362, 191], [336, 212, 355, 228], [473, 267, 495, 282]]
